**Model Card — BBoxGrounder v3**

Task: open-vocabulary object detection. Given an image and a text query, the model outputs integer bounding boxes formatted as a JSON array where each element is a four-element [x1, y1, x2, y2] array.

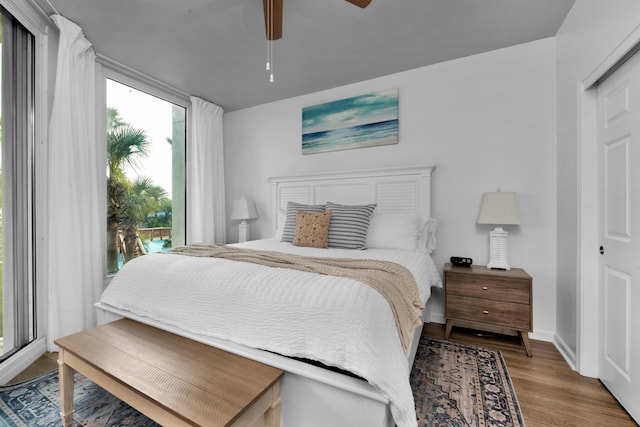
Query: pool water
[[117, 239, 170, 269], [145, 239, 171, 254]]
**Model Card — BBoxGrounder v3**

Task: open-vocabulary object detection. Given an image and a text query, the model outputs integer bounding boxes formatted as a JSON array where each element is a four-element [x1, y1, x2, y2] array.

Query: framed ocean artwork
[[302, 89, 399, 154]]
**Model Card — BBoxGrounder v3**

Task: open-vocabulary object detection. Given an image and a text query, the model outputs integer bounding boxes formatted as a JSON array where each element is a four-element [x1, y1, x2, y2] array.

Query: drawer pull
[[482, 310, 489, 314], [482, 286, 489, 290]]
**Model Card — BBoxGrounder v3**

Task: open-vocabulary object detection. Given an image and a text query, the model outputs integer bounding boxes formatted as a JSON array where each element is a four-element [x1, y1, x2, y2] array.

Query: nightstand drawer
[[446, 295, 531, 331], [445, 274, 529, 304]]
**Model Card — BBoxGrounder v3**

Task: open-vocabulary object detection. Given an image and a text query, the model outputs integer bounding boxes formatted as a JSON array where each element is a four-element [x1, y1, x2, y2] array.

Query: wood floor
[[7, 325, 638, 426], [424, 323, 637, 427], [8, 351, 58, 384]]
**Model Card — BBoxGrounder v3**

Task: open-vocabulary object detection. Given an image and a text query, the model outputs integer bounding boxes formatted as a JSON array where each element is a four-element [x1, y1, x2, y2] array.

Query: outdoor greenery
[[106, 108, 171, 274]]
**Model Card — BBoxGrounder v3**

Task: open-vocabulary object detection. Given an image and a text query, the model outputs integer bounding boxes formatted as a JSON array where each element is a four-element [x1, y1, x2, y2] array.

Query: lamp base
[[238, 220, 251, 243], [487, 226, 511, 270]]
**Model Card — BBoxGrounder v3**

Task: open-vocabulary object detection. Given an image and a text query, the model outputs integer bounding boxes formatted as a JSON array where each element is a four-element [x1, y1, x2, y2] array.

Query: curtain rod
[[96, 53, 191, 101], [34, 0, 59, 16], [44, 0, 59, 15]]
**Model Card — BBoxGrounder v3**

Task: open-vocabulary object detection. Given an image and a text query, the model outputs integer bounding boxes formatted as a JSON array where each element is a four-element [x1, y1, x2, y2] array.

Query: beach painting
[[302, 89, 399, 154]]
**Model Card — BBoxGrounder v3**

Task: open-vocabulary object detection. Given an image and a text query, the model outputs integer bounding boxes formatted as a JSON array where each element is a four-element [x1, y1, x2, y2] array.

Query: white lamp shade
[[476, 192, 521, 225], [231, 197, 258, 221]]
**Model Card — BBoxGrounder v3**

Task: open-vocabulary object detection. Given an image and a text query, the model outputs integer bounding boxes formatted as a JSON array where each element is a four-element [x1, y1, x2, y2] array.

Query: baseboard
[[529, 330, 554, 343], [553, 333, 577, 372], [0, 337, 48, 385]]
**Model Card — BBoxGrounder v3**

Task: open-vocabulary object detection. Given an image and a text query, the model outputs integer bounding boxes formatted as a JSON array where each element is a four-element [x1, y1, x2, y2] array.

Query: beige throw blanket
[[170, 244, 424, 353]]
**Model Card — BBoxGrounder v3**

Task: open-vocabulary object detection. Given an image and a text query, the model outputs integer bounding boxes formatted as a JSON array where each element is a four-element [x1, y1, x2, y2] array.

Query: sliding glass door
[[105, 78, 186, 275], [0, 6, 36, 361]]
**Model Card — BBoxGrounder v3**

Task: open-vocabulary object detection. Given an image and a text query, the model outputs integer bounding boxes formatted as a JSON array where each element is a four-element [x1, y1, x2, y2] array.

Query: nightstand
[[443, 263, 533, 356]]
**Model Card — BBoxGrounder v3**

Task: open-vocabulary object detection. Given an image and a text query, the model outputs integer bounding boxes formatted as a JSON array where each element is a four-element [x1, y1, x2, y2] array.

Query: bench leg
[[264, 380, 282, 427], [58, 349, 75, 427]]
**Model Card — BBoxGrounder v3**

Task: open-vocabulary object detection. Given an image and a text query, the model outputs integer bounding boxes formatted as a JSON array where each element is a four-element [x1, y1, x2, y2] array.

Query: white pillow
[[274, 214, 286, 240], [366, 212, 437, 253], [420, 216, 438, 253]]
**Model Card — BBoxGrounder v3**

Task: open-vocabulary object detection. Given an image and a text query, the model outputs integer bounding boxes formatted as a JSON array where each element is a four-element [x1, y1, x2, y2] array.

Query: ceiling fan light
[[261, 0, 366, 83]]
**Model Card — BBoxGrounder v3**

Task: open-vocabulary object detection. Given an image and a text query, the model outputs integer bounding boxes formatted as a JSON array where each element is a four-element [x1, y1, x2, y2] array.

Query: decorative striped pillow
[[281, 202, 326, 243], [326, 202, 376, 249]]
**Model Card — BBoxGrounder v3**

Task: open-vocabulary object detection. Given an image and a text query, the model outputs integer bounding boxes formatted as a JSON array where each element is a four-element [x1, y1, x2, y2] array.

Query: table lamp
[[476, 190, 521, 270], [231, 196, 258, 242]]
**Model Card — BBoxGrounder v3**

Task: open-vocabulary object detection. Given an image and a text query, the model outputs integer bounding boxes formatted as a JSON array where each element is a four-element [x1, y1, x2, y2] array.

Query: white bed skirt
[[95, 302, 424, 427]]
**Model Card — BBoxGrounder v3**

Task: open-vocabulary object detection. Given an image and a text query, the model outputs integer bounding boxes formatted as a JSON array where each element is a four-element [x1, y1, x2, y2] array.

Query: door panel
[[597, 50, 640, 423], [604, 267, 630, 381], [604, 138, 629, 239]]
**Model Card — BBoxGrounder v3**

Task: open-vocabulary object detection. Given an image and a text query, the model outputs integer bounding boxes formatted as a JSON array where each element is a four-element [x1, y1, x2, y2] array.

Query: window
[[0, 6, 36, 361], [105, 78, 186, 274]]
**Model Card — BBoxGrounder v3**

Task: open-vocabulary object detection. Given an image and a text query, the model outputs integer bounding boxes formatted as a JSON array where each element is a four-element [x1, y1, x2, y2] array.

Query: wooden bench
[[54, 318, 283, 427]]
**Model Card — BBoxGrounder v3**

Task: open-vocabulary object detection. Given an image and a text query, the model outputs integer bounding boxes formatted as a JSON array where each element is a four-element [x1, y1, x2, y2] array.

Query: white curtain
[[187, 96, 226, 244], [47, 15, 103, 350]]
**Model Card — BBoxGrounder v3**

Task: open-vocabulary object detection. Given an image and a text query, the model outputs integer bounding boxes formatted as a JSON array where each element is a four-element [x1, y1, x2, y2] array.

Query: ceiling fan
[[262, 0, 373, 40]]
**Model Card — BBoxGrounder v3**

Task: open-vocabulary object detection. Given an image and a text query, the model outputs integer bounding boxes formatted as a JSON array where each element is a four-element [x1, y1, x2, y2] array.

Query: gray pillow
[[326, 202, 376, 249], [281, 202, 326, 243]]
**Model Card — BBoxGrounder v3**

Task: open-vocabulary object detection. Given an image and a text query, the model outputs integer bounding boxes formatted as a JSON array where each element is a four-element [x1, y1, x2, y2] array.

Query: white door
[[597, 50, 640, 423]]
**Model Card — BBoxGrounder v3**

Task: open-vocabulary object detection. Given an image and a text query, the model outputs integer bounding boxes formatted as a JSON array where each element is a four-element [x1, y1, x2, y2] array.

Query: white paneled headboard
[[269, 166, 435, 235]]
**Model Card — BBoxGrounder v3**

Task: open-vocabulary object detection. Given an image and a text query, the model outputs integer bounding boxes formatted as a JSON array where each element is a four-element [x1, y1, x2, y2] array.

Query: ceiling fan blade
[[345, 0, 373, 8], [263, 0, 283, 40]]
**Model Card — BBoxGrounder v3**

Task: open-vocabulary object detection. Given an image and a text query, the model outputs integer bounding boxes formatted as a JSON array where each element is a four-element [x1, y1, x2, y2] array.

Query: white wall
[[224, 38, 558, 339], [555, 1, 640, 361]]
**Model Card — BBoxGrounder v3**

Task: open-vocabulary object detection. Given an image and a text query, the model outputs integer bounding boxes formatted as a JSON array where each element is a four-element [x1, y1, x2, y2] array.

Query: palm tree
[[126, 178, 168, 222], [106, 108, 150, 273], [120, 178, 169, 263], [107, 107, 125, 131]]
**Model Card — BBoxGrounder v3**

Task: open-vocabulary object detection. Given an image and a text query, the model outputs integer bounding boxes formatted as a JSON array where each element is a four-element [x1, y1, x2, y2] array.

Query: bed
[[95, 165, 440, 427]]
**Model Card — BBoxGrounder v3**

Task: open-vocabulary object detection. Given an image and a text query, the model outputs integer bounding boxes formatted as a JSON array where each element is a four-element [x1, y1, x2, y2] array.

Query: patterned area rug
[[0, 337, 524, 426], [0, 370, 159, 426], [411, 336, 525, 427]]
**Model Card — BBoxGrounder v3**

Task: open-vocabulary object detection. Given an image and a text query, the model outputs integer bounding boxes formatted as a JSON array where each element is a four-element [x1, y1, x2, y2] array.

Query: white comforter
[[99, 238, 442, 427]]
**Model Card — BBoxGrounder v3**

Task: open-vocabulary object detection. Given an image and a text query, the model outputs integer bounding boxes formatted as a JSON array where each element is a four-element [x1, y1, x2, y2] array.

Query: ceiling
[[46, 0, 575, 112]]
